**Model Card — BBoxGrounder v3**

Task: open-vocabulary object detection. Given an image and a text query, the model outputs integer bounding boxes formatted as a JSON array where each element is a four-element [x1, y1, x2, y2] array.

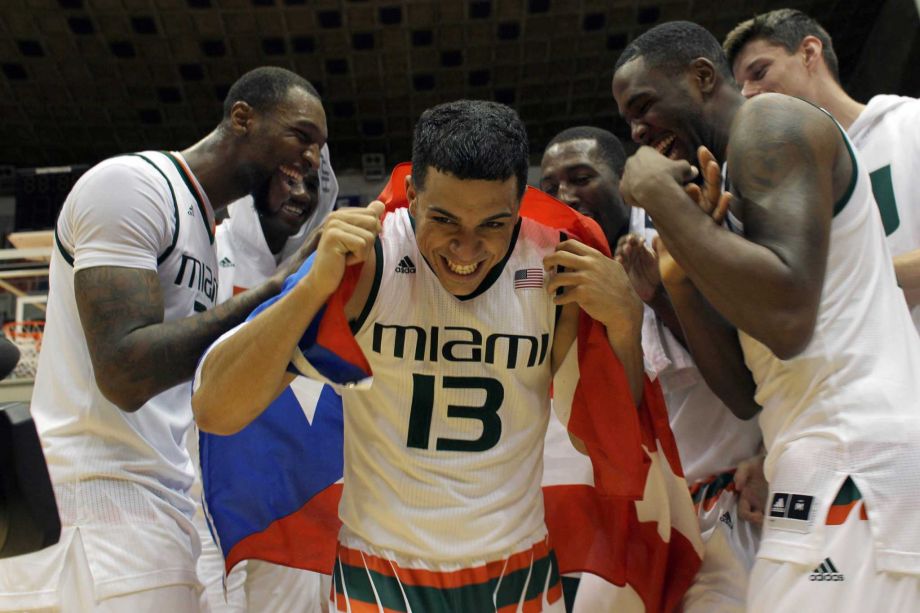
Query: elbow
[[96, 378, 145, 413], [726, 399, 761, 421], [764, 315, 816, 361], [192, 391, 244, 436]]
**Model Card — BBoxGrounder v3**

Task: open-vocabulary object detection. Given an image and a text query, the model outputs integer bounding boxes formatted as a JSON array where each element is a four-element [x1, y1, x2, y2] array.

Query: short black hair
[[615, 21, 734, 81], [411, 100, 529, 199], [545, 126, 627, 177], [222, 66, 320, 118], [723, 9, 840, 82]]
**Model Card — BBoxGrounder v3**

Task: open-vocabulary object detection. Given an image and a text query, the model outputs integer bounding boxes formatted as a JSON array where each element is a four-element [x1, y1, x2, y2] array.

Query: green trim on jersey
[[832, 129, 859, 218], [333, 549, 559, 612], [458, 218, 522, 302], [868, 165, 900, 235], [131, 153, 180, 264], [54, 225, 74, 266], [831, 476, 862, 506], [163, 151, 214, 244], [350, 237, 383, 334]]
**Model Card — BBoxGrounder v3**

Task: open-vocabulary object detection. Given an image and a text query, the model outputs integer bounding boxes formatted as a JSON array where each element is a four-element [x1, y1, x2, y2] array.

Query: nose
[[556, 182, 578, 206], [302, 143, 321, 170], [630, 121, 648, 145], [740, 81, 759, 99], [449, 228, 482, 261]]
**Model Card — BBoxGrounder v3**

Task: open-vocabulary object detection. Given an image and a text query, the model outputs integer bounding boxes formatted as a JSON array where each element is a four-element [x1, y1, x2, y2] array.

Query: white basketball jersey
[[736, 130, 920, 573], [847, 95, 920, 332], [35, 151, 218, 520], [339, 208, 559, 561]]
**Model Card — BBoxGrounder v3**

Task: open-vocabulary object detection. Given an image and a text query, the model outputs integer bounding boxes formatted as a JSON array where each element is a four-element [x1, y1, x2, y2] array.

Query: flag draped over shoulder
[[200, 163, 702, 612]]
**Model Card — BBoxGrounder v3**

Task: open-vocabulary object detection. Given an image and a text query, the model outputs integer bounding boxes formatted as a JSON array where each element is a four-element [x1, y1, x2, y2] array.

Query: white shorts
[[0, 528, 202, 613], [684, 472, 759, 613], [196, 511, 329, 613], [749, 481, 920, 612], [330, 533, 565, 612]]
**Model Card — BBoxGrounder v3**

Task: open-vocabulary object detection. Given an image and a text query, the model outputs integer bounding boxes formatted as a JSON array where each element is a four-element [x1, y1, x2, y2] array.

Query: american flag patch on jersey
[[514, 268, 544, 289]]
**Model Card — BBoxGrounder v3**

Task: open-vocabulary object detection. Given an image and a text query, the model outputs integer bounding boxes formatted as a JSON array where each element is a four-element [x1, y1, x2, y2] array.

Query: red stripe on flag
[[226, 483, 343, 574]]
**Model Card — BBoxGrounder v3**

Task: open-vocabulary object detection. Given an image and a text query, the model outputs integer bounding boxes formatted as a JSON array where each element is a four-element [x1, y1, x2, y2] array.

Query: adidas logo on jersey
[[219, 256, 235, 268], [395, 256, 416, 273], [809, 558, 844, 582], [719, 511, 734, 530]]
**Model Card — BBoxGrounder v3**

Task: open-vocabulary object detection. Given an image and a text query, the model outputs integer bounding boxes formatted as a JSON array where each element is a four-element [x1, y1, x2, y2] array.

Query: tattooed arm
[[76, 266, 283, 413], [622, 95, 842, 359]]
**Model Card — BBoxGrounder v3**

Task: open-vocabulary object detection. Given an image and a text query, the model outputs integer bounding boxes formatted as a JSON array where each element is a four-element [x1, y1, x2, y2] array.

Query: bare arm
[[547, 240, 644, 404], [192, 202, 384, 435], [621, 96, 839, 360], [76, 266, 281, 413], [894, 248, 920, 302], [663, 273, 760, 420]]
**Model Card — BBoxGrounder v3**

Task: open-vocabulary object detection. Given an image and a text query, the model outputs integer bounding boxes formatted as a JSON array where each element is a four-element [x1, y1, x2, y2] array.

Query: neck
[[260, 219, 288, 255], [809, 78, 866, 129], [708, 87, 746, 162], [180, 128, 251, 212]]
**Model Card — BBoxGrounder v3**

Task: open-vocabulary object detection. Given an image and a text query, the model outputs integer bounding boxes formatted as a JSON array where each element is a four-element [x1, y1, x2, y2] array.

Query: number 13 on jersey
[[406, 374, 505, 452]]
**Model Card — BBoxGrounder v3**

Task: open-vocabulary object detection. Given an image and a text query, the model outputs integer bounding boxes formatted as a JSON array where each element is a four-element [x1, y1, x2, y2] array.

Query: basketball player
[[192, 100, 645, 612], [724, 8, 920, 332], [542, 127, 761, 611], [0, 67, 326, 612], [613, 21, 920, 611], [194, 145, 338, 613]]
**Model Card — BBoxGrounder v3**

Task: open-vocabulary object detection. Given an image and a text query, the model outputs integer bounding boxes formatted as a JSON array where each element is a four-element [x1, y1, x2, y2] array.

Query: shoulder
[[732, 94, 836, 143], [71, 154, 175, 208]]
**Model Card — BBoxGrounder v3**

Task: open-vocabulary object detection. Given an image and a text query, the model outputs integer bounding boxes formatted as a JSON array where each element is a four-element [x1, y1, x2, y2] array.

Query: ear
[[799, 35, 823, 72], [228, 101, 255, 135], [690, 58, 718, 96], [405, 175, 418, 215]]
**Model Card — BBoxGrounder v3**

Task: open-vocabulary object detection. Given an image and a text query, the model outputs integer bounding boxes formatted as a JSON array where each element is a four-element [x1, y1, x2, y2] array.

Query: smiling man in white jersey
[[613, 21, 920, 612], [724, 8, 920, 334], [0, 67, 327, 612], [191, 100, 647, 612]]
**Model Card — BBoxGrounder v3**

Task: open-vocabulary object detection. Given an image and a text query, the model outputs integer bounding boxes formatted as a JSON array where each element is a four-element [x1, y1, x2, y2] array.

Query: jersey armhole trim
[[350, 237, 383, 334], [130, 153, 180, 264], [54, 225, 74, 266], [554, 230, 566, 325], [832, 129, 859, 218], [162, 151, 215, 244]]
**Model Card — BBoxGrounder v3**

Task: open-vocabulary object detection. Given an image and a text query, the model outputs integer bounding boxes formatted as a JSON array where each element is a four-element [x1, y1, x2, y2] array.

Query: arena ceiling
[[1, 0, 917, 172]]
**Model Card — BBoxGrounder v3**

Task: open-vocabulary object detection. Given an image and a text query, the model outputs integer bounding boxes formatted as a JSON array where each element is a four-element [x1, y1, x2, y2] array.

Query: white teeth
[[282, 204, 304, 216], [446, 259, 478, 275], [654, 134, 676, 155], [279, 165, 303, 182]]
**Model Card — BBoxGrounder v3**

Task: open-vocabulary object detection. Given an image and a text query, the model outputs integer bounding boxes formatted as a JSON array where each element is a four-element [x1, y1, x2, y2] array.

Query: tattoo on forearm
[[76, 267, 270, 407]]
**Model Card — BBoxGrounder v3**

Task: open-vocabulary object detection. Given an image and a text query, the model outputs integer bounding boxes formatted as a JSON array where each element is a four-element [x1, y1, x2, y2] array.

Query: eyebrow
[[742, 57, 768, 74], [625, 91, 650, 114], [428, 206, 513, 223]]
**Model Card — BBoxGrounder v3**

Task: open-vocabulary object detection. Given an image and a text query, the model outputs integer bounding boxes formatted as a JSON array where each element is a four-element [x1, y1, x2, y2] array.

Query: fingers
[[542, 249, 585, 272], [366, 199, 386, 218], [713, 192, 732, 225]]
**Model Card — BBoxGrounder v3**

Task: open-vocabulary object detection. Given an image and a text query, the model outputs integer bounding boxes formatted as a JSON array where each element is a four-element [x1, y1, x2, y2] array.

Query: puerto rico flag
[[200, 163, 702, 611]]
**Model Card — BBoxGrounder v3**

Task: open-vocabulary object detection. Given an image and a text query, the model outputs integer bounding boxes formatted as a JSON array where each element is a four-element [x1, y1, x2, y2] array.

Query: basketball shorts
[[329, 534, 564, 612], [748, 478, 920, 612]]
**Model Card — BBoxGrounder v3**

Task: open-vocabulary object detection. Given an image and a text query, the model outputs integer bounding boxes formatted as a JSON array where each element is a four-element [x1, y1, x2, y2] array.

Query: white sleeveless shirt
[[734, 130, 920, 574], [339, 208, 560, 562]]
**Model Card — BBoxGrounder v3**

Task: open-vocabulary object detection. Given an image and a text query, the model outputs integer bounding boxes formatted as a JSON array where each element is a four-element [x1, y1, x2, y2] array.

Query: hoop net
[[3, 320, 45, 380]]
